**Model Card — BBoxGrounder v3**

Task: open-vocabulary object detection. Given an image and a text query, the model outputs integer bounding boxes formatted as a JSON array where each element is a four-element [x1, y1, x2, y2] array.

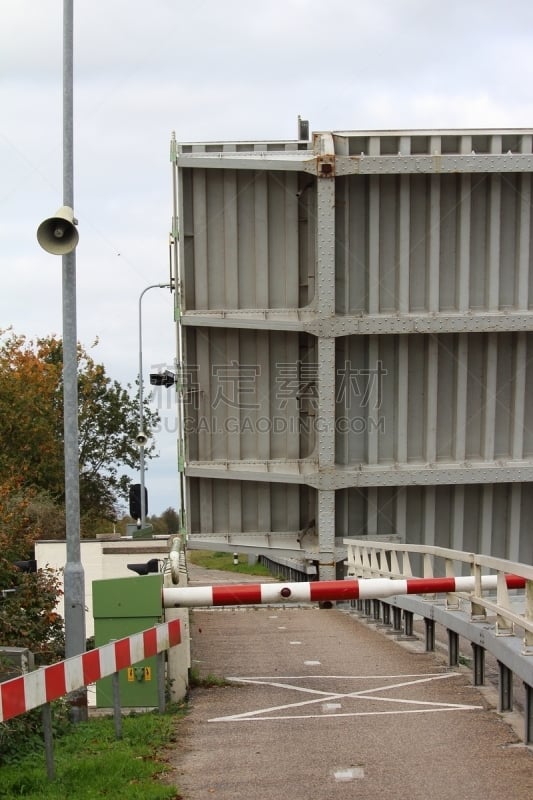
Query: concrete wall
[[35, 537, 171, 639]]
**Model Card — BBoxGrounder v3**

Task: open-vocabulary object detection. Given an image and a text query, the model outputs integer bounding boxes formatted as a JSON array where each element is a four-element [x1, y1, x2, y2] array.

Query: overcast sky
[[2, 0, 533, 517]]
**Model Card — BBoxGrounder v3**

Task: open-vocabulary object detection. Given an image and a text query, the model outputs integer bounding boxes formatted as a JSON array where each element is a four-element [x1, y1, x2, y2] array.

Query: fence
[[0, 618, 181, 778]]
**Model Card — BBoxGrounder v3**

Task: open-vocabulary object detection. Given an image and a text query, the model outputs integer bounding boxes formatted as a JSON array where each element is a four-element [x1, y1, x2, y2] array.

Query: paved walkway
[[167, 567, 533, 799]]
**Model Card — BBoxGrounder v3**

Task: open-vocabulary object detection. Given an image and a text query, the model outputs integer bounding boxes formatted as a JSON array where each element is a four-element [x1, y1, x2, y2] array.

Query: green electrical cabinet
[[93, 574, 163, 708]]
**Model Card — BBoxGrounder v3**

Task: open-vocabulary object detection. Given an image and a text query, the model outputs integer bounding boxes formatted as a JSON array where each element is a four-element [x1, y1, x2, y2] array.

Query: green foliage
[[160, 507, 180, 535], [0, 701, 70, 767], [187, 549, 273, 576], [0, 331, 160, 527], [119, 507, 182, 537], [145, 507, 180, 536], [0, 709, 184, 798]]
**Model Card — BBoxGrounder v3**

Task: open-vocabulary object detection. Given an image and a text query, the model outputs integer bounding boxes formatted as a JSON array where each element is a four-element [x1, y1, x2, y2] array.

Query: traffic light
[[14, 560, 37, 573], [129, 484, 148, 519], [150, 370, 175, 387]]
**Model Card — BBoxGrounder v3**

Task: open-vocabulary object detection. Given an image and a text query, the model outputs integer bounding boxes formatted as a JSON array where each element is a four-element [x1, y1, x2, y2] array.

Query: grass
[[187, 549, 274, 577], [188, 667, 228, 688], [0, 708, 185, 799]]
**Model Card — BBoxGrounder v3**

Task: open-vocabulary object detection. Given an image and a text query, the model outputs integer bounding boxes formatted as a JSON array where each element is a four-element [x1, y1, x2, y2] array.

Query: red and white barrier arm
[[163, 574, 526, 608], [0, 618, 181, 724]]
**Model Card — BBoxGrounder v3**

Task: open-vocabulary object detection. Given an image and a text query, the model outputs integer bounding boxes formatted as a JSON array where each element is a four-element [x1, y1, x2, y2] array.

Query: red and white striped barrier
[[162, 574, 526, 608], [0, 618, 181, 724]]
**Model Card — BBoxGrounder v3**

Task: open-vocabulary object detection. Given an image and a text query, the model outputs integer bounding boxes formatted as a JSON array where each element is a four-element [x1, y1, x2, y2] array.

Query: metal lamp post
[[137, 283, 172, 528], [61, 0, 86, 670], [36, 0, 86, 721]]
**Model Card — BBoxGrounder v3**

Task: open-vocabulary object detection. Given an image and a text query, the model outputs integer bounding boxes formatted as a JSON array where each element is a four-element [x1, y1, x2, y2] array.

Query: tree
[[160, 506, 180, 535], [0, 331, 160, 528], [120, 507, 181, 536]]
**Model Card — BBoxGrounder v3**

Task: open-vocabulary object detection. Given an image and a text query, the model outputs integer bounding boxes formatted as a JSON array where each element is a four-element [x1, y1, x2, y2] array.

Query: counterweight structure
[[170, 128, 533, 581]]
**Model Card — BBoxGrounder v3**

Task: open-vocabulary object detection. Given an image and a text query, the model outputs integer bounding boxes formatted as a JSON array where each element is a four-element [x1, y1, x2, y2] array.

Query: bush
[[0, 701, 70, 766]]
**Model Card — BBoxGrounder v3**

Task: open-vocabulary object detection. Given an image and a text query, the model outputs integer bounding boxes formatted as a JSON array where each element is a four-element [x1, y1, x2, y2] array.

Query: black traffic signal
[[14, 560, 37, 573], [150, 370, 175, 388], [129, 483, 148, 519]]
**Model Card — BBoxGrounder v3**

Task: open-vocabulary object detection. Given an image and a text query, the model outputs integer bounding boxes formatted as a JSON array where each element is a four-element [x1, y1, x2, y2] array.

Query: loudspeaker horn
[[37, 206, 79, 255], [135, 431, 148, 446]]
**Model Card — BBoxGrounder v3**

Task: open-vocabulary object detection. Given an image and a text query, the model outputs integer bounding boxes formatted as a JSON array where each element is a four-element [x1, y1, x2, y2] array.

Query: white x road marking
[[208, 672, 483, 723]]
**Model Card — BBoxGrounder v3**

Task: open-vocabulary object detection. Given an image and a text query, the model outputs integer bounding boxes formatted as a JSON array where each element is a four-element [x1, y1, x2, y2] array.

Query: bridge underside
[[172, 127, 533, 578]]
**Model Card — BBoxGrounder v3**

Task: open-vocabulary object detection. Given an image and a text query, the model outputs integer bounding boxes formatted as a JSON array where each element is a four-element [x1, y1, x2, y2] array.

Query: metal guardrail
[[344, 538, 533, 743], [344, 539, 533, 652]]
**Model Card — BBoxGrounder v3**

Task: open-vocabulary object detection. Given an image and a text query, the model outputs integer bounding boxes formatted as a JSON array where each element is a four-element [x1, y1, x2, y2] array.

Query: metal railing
[[344, 538, 533, 743]]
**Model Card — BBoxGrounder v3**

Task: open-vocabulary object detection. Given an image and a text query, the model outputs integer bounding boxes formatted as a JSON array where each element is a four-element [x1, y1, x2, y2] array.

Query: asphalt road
[[165, 567, 533, 799]]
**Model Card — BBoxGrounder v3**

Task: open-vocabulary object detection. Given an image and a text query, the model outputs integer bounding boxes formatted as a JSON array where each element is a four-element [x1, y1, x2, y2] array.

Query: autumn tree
[[0, 331, 159, 530], [0, 480, 64, 664]]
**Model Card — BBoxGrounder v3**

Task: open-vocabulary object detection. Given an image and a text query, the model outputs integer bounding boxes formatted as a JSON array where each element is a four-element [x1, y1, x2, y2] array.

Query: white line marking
[[210, 707, 482, 723], [209, 672, 481, 723], [227, 673, 453, 681], [334, 768, 364, 781]]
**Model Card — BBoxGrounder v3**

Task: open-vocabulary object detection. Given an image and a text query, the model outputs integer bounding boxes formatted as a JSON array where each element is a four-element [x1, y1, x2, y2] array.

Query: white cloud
[[2, 0, 533, 513]]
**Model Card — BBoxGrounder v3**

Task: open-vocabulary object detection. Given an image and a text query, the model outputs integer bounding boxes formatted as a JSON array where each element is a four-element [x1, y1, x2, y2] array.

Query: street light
[[137, 283, 172, 530]]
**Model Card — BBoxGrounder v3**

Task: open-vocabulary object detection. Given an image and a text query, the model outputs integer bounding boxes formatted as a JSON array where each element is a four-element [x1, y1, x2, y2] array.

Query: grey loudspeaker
[[135, 431, 148, 446], [37, 206, 79, 255]]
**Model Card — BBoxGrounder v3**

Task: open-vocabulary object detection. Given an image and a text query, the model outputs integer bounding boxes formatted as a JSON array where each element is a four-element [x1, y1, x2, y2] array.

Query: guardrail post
[[112, 671, 122, 740], [498, 660, 513, 712], [157, 651, 165, 713], [391, 606, 402, 634], [472, 643, 485, 685], [42, 702, 55, 780], [448, 629, 459, 666], [424, 618, 435, 651], [524, 683, 533, 745], [402, 610, 416, 639]]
